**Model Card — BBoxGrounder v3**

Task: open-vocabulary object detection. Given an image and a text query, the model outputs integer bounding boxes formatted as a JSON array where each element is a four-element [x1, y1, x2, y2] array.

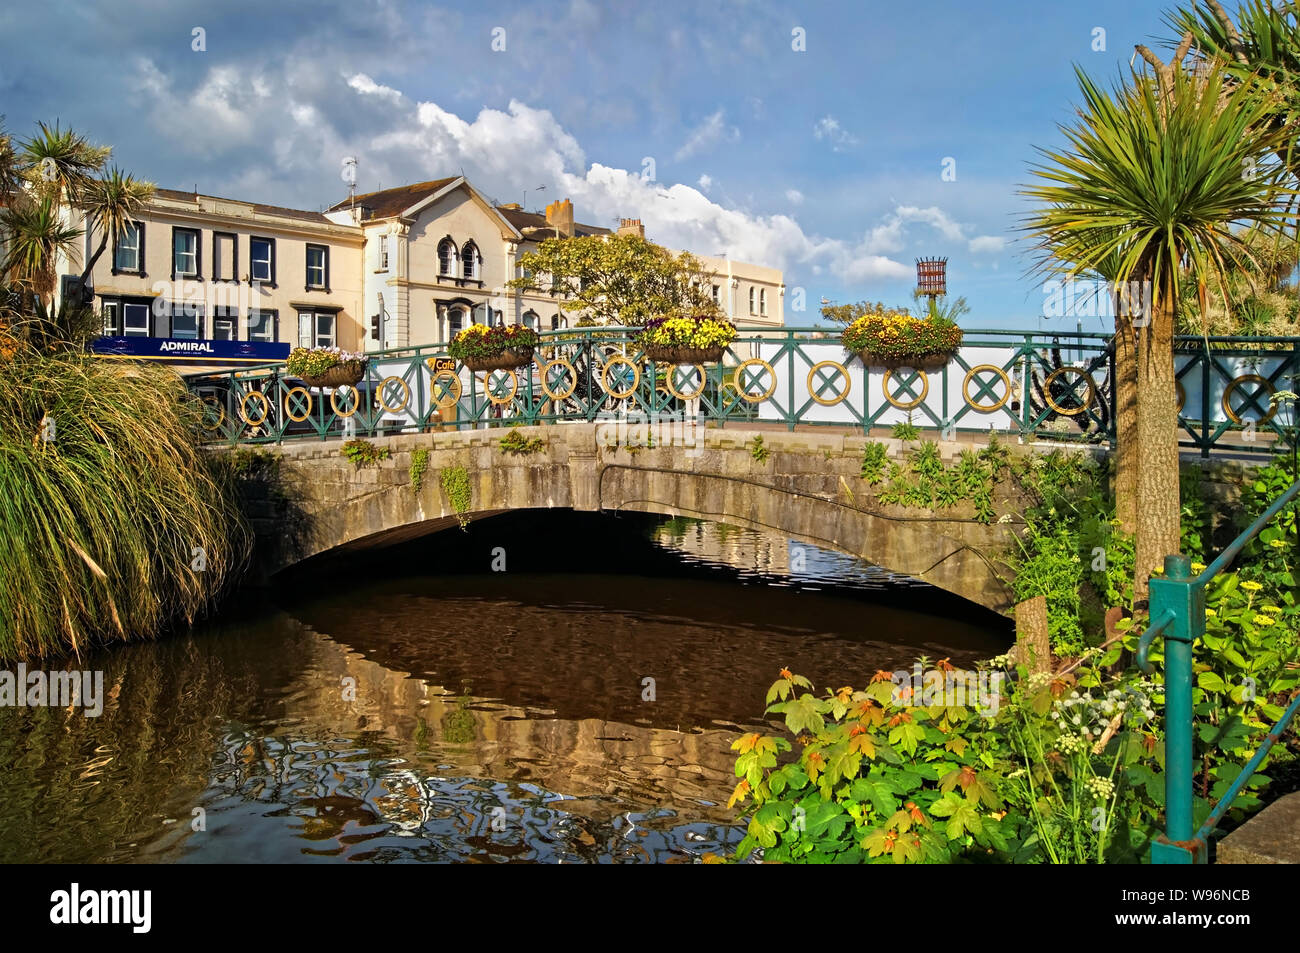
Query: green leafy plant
[[860, 441, 888, 483], [440, 466, 472, 529], [409, 447, 430, 493], [340, 439, 390, 468], [751, 434, 770, 463], [891, 416, 920, 442], [499, 429, 544, 455]]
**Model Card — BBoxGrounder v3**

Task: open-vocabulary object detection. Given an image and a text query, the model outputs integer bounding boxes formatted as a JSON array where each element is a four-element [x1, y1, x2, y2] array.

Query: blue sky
[[0, 0, 1187, 330]]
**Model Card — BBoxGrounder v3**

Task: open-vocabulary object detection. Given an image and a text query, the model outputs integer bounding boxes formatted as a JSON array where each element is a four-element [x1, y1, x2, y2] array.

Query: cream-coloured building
[[75, 188, 365, 354], [54, 176, 783, 359]]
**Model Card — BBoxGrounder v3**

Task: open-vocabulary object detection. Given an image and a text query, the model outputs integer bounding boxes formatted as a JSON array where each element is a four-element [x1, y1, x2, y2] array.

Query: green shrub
[[860, 442, 888, 483], [499, 429, 544, 455], [340, 439, 390, 468], [0, 349, 250, 660], [410, 447, 430, 492], [751, 434, 770, 463]]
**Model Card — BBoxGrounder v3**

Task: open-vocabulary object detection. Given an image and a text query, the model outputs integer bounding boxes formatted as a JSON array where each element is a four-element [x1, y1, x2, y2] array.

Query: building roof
[[153, 188, 335, 225], [494, 204, 611, 239], [325, 178, 459, 219]]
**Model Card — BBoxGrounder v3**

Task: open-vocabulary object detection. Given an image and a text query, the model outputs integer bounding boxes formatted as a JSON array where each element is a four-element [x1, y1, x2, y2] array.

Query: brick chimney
[[545, 198, 574, 237], [616, 217, 645, 239]]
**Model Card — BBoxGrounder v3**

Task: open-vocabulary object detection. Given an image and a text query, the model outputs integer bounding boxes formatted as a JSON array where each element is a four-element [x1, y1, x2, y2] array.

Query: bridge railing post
[[1147, 553, 1207, 864]]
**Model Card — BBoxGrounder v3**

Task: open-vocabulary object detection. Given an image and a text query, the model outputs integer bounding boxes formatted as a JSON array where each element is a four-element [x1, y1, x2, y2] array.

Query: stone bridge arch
[[242, 424, 1025, 612]]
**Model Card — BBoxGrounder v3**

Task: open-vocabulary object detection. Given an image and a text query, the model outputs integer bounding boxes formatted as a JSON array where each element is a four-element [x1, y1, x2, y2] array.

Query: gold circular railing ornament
[[430, 371, 462, 408], [200, 396, 225, 431], [806, 361, 851, 406], [961, 364, 1011, 413], [378, 376, 411, 414], [665, 364, 707, 401], [735, 358, 777, 403], [881, 369, 929, 410], [483, 368, 518, 405], [540, 358, 577, 401], [1042, 367, 1095, 417], [283, 386, 313, 422], [601, 355, 641, 400], [330, 384, 360, 418], [239, 390, 270, 427], [1222, 374, 1276, 425]]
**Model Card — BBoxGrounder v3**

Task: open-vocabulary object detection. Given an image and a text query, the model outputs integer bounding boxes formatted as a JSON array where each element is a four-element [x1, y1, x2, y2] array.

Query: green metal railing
[[1138, 477, 1300, 863], [180, 326, 1298, 454]]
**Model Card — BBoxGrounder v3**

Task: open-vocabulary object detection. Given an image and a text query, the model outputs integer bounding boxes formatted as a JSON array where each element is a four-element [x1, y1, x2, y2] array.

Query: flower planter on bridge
[[461, 346, 535, 372], [642, 344, 725, 364], [299, 362, 367, 388], [856, 349, 957, 371]]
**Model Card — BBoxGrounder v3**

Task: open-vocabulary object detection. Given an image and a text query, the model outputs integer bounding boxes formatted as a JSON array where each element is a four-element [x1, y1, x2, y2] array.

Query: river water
[[0, 511, 1009, 863]]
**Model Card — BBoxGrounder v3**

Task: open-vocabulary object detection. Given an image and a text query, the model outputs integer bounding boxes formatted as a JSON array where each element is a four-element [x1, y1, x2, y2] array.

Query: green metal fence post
[[1148, 553, 1207, 864]]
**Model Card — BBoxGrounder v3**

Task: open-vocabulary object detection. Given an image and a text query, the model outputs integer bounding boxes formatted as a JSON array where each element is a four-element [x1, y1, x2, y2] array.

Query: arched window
[[522, 310, 539, 332], [461, 241, 479, 280], [760, 288, 767, 316], [550, 314, 560, 331], [447, 306, 467, 338], [749, 287, 756, 314], [438, 239, 456, 277]]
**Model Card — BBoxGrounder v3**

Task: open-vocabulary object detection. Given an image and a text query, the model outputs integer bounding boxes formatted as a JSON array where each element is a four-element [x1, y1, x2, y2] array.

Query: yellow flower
[[1269, 539, 1286, 549], [1190, 561, 1206, 573], [1241, 580, 1264, 592], [1253, 614, 1276, 627], [1205, 608, 1217, 618]]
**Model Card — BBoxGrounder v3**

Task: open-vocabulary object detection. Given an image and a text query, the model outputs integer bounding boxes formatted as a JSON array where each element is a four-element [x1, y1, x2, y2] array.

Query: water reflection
[[0, 512, 1009, 863]]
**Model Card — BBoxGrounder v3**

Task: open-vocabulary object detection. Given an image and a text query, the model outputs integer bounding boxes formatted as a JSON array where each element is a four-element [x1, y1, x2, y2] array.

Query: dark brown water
[[0, 512, 1009, 863]]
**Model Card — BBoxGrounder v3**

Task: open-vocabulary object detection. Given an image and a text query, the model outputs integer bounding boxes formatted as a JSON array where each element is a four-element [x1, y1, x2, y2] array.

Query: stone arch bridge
[[239, 423, 1036, 612]]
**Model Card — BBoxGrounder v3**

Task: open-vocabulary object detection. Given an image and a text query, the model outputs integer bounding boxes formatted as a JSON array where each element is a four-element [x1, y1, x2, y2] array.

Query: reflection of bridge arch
[[247, 426, 1024, 612]]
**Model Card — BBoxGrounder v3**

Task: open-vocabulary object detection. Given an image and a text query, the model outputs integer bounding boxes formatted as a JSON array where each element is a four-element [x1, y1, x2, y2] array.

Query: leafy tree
[[1023, 61, 1295, 598], [507, 232, 718, 326]]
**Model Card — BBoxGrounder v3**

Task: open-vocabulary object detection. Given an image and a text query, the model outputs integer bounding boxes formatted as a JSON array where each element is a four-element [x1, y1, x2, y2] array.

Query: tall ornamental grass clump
[[0, 349, 251, 660]]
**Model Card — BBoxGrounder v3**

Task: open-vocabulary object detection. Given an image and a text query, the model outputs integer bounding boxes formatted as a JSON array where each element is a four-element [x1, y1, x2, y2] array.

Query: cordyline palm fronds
[[19, 121, 109, 205], [77, 167, 155, 287], [0, 195, 82, 302], [0, 118, 22, 205], [1022, 61, 1296, 598]]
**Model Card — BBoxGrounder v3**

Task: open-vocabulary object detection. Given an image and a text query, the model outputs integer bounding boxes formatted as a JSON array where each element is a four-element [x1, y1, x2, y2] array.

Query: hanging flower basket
[[643, 344, 726, 364], [637, 313, 736, 365], [856, 349, 957, 371], [842, 311, 963, 371], [286, 347, 367, 388], [449, 325, 539, 372], [462, 346, 535, 372]]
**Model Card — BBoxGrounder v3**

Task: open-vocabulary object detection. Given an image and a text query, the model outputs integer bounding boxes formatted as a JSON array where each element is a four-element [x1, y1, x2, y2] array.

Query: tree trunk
[[1113, 311, 1139, 533], [1133, 294, 1182, 602]]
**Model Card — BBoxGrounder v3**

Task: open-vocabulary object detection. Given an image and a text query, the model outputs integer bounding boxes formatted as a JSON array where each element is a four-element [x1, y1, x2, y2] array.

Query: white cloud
[[674, 108, 739, 160], [785, 189, 804, 205], [968, 235, 1005, 254], [128, 57, 926, 284], [813, 115, 858, 151]]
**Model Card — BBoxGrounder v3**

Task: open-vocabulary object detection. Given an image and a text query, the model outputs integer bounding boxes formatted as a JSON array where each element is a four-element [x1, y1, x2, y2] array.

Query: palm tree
[[1166, 1, 1300, 175], [77, 167, 155, 288], [1023, 62, 1295, 598], [19, 121, 109, 206]]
